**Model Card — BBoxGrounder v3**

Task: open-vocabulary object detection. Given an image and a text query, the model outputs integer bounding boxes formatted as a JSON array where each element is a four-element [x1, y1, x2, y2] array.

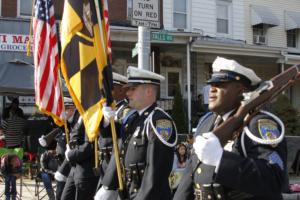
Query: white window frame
[[165, 67, 182, 98], [17, 0, 33, 18], [172, 0, 188, 30], [216, 0, 232, 37]]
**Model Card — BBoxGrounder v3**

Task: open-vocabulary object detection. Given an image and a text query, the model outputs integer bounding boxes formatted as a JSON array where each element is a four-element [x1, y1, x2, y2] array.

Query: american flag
[[33, 0, 65, 126]]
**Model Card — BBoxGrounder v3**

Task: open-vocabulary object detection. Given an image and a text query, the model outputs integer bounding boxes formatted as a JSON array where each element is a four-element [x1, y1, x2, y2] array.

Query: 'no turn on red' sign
[[131, 0, 160, 28]]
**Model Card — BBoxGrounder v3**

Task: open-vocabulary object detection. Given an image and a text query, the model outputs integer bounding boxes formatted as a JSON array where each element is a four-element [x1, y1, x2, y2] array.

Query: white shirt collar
[[138, 105, 151, 116], [221, 109, 235, 121]]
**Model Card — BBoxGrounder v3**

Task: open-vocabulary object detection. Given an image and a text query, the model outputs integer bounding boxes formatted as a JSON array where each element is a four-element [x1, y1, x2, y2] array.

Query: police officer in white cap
[[96, 66, 178, 200], [174, 57, 288, 200]]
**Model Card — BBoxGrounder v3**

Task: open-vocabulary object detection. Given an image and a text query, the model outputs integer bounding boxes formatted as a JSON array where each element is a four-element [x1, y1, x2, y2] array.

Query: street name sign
[[151, 31, 173, 42]]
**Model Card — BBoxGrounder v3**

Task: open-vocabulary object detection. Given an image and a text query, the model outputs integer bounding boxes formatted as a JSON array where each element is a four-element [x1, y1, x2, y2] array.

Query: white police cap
[[207, 57, 261, 87], [126, 66, 165, 86], [113, 72, 128, 85], [63, 97, 74, 106]]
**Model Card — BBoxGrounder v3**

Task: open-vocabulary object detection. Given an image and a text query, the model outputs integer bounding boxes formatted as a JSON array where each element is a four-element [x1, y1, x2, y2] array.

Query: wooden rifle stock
[[213, 64, 300, 147]]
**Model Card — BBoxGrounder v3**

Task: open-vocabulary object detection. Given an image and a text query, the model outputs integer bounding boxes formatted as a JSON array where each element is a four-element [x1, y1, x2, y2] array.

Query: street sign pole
[[131, 0, 160, 71], [138, 26, 150, 70]]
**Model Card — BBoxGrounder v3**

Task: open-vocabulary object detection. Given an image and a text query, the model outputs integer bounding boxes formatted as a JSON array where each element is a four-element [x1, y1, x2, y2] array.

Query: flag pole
[[94, 0, 123, 191], [59, 74, 69, 144], [26, 0, 36, 56]]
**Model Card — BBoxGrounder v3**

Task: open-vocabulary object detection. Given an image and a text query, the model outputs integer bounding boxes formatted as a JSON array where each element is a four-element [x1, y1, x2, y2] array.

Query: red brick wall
[[108, 0, 127, 22], [2, 0, 17, 17]]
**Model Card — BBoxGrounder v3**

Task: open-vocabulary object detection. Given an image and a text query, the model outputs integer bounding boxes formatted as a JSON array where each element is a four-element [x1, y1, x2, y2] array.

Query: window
[[173, 0, 186, 29], [217, 1, 231, 34], [127, 0, 133, 20], [166, 68, 181, 98], [253, 24, 265, 36], [18, 0, 32, 17], [287, 29, 297, 48]]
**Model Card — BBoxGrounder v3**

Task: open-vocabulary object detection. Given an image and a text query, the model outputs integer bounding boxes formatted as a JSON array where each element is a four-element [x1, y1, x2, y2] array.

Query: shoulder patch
[[156, 119, 172, 142], [258, 119, 280, 141], [268, 152, 284, 170]]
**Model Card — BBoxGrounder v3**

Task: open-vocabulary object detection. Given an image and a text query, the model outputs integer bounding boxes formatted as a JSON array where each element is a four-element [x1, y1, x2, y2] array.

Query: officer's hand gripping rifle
[[213, 64, 300, 147]]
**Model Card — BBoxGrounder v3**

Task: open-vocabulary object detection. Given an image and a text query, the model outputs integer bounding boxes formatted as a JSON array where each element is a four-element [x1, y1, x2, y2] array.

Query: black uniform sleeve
[[215, 117, 287, 198], [67, 133, 93, 164], [134, 127, 174, 200], [173, 158, 194, 200]]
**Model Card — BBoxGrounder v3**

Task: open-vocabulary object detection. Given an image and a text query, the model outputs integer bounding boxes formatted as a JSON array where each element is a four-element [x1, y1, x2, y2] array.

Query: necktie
[[213, 115, 223, 130]]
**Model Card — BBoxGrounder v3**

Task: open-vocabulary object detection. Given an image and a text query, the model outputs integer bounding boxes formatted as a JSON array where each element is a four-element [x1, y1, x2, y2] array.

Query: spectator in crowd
[[185, 134, 194, 158], [2, 98, 24, 120], [192, 94, 205, 127], [0, 153, 22, 200], [202, 84, 210, 112], [38, 149, 59, 200], [173, 143, 188, 170], [169, 143, 189, 195], [1, 104, 26, 148], [194, 94, 205, 117]]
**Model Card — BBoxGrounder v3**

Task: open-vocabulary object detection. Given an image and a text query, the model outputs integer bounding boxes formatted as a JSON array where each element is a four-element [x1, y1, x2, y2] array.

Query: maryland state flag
[[60, 0, 113, 141]]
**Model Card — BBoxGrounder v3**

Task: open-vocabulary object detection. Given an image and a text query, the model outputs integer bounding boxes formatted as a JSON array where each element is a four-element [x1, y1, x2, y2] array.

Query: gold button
[[134, 188, 138, 193], [208, 194, 212, 199], [217, 194, 222, 199], [197, 168, 202, 174], [195, 183, 200, 189], [133, 170, 136, 174], [141, 170, 144, 174], [133, 141, 137, 145]]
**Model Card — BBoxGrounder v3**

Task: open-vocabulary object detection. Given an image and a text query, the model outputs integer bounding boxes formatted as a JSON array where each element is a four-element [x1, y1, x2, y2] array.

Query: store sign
[[131, 0, 160, 28], [0, 33, 32, 52]]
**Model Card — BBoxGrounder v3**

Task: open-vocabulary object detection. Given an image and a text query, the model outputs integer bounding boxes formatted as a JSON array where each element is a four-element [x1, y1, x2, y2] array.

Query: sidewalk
[[283, 175, 300, 200], [1, 175, 300, 200], [0, 176, 47, 200]]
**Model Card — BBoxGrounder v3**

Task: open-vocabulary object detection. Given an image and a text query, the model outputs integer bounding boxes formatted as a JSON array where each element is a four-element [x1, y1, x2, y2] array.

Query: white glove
[[0, 135, 5, 140], [65, 144, 71, 161], [102, 105, 116, 127], [193, 132, 223, 169], [54, 171, 67, 182], [38, 135, 47, 147], [94, 186, 118, 200]]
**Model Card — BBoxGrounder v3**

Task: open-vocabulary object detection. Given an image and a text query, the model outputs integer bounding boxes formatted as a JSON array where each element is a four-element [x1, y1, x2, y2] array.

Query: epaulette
[[243, 110, 284, 145], [145, 107, 177, 147], [194, 112, 214, 134]]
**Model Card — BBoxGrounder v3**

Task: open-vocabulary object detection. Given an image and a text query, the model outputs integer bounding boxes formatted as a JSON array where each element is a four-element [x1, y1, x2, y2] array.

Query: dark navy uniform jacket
[[174, 111, 288, 200], [102, 103, 177, 200], [62, 110, 98, 182], [97, 99, 133, 186]]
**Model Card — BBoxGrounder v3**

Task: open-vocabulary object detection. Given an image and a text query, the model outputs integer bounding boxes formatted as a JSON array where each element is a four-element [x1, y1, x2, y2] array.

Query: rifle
[[213, 63, 300, 147]]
